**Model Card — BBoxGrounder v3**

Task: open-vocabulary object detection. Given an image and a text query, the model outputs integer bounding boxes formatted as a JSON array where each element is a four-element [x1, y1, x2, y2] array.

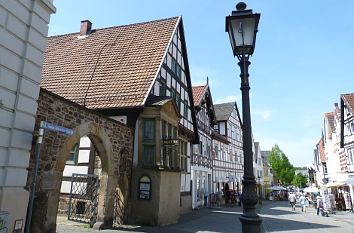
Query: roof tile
[[41, 17, 179, 109]]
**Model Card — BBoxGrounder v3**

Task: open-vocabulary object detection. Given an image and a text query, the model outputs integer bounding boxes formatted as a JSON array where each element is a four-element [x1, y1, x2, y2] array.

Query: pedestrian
[[299, 194, 308, 213], [237, 191, 242, 206], [216, 188, 222, 208], [316, 196, 322, 216], [204, 189, 209, 207], [289, 193, 296, 211]]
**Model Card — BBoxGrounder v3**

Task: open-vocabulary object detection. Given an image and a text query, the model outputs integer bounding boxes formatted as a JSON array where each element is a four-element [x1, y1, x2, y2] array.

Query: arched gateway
[[26, 89, 133, 233]]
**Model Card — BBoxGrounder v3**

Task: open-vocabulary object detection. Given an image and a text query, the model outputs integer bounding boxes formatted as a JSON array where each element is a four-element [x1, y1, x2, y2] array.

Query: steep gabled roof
[[318, 138, 326, 163], [342, 94, 354, 114], [214, 102, 235, 121], [192, 85, 208, 106], [41, 17, 180, 109]]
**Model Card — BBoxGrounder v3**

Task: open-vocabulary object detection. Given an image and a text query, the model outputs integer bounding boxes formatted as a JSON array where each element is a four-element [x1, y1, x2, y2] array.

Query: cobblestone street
[[57, 201, 354, 233], [261, 201, 354, 233]]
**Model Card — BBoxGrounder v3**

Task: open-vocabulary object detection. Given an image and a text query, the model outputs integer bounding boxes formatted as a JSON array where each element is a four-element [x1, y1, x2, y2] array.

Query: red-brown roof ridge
[[192, 85, 208, 106], [342, 93, 354, 114]]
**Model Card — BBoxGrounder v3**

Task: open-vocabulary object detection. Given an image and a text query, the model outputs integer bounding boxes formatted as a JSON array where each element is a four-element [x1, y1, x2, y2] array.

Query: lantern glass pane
[[230, 17, 256, 47], [228, 23, 236, 52]]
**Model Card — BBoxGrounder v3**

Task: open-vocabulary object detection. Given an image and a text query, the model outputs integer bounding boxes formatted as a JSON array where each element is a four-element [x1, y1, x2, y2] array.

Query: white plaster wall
[[0, 1, 55, 232]]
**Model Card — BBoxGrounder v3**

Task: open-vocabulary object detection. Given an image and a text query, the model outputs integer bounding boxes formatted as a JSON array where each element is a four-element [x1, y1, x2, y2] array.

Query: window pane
[[143, 119, 155, 141], [66, 144, 78, 164], [143, 146, 155, 167]]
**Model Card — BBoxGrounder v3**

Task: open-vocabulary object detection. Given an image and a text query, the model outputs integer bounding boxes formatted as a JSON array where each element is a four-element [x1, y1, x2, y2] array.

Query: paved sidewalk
[[260, 201, 354, 233], [57, 201, 354, 233], [57, 205, 246, 233]]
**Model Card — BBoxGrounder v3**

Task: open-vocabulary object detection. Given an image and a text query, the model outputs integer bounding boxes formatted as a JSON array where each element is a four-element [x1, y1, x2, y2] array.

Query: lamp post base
[[239, 215, 263, 233]]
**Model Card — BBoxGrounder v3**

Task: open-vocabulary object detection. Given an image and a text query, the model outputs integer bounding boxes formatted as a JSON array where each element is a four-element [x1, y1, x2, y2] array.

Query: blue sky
[[48, 0, 354, 166]]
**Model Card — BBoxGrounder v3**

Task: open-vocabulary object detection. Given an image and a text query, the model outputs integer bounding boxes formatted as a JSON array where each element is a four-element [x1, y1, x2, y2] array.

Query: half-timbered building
[[340, 94, 354, 208], [41, 17, 198, 226], [191, 84, 216, 208], [213, 102, 244, 194]]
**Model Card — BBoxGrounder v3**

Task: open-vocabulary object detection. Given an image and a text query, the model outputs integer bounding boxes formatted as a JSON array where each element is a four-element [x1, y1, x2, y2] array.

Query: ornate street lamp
[[225, 2, 262, 233]]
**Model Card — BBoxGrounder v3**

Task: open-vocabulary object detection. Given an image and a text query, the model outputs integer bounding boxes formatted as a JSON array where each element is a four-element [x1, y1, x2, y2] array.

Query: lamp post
[[225, 2, 262, 232]]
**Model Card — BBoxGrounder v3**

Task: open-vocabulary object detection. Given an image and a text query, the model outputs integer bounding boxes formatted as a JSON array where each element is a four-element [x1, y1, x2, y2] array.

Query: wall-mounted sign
[[138, 176, 151, 200], [13, 219, 23, 233], [42, 121, 73, 136], [162, 139, 178, 145]]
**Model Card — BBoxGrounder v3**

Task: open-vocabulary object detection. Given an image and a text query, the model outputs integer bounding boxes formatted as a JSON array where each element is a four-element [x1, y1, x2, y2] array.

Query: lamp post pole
[[225, 2, 262, 232], [238, 55, 262, 233]]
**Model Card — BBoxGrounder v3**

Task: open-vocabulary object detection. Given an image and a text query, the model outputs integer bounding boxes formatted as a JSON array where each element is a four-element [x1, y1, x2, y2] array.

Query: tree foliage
[[268, 145, 295, 185], [292, 173, 307, 188]]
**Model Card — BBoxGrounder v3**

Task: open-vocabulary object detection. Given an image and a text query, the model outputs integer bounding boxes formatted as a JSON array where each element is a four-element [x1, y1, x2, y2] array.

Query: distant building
[[340, 94, 354, 209], [254, 142, 265, 199], [314, 137, 328, 186], [191, 84, 216, 209], [294, 168, 308, 177], [213, 102, 244, 193], [261, 150, 273, 197]]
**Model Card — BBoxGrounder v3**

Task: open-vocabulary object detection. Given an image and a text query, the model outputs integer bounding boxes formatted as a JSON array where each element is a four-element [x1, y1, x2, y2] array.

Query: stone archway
[[27, 89, 133, 233], [45, 122, 116, 231]]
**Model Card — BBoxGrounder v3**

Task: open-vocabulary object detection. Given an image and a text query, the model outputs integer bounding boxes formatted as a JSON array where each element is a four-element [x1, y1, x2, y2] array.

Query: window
[[184, 103, 188, 118], [161, 121, 178, 169], [142, 119, 155, 167], [138, 176, 151, 200], [159, 80, 166, 96], [143, 119, 155, 141], [176, 94, 181, 110], [143, 146, 155, 167], [180, 141, 188, 172], [171, 59, 182, 79], [171, 59, 177, 74], [67, 143, 79, 164], [323, 163, 328, 174], [219, 122, 226, 135], [199, 141, 203, 155], [214, 146, 218, 159]]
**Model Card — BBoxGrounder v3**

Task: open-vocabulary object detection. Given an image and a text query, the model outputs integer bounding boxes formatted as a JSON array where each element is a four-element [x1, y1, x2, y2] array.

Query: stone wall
[[0, 1, 55, 232], [26, 88, 134, 232]]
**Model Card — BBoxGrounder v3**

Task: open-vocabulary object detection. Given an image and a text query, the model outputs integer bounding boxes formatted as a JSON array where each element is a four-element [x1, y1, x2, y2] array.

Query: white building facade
[[213, 102, 243, 194], [0, 0, 55, 231], [340, 94, 354, 210], [254, 142, 265, 199], [191, 85, 215, 209]]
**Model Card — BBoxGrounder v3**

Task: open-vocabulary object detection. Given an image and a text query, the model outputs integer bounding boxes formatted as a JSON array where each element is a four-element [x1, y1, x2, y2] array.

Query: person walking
[[316, 195, 322, 216], [289, 193, 296, 211], [299, 194, 308, 213]]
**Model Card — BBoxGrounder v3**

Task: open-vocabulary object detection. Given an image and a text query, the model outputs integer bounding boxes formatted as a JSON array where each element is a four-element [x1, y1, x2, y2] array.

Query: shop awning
[[323, 182, 346, 187]]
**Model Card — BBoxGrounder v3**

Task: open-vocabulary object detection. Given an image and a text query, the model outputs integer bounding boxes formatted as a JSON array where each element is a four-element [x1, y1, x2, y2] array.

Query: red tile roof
[[41, 17, 180, 109], [342, 93, 354, 114], [192, 85, 208, 106], [318, 138, 326, 163]]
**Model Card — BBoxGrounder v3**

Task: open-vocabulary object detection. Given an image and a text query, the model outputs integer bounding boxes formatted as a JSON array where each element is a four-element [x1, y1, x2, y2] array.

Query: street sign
[[42, 121, 73, 136], [162, 139, 178, 145]]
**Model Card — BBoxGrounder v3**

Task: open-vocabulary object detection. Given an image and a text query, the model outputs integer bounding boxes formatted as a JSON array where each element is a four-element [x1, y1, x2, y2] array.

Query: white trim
[[141, 16, 182, 105]]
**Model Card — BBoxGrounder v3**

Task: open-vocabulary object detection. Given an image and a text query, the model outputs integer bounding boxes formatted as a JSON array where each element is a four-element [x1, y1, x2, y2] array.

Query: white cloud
[[259, 110, 272, 121], [215, 95, 240, 104], [215, 92, 255, 104]]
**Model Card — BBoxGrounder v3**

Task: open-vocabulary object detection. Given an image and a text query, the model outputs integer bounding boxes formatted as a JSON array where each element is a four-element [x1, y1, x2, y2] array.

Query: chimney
[[334, 103, 338, 107], [80, 20, 92, 36]]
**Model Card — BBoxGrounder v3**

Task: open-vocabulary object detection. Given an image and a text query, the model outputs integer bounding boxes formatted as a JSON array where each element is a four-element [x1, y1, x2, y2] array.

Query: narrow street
[[57, 201, 354, 233], [261, 201, 354, 233]]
